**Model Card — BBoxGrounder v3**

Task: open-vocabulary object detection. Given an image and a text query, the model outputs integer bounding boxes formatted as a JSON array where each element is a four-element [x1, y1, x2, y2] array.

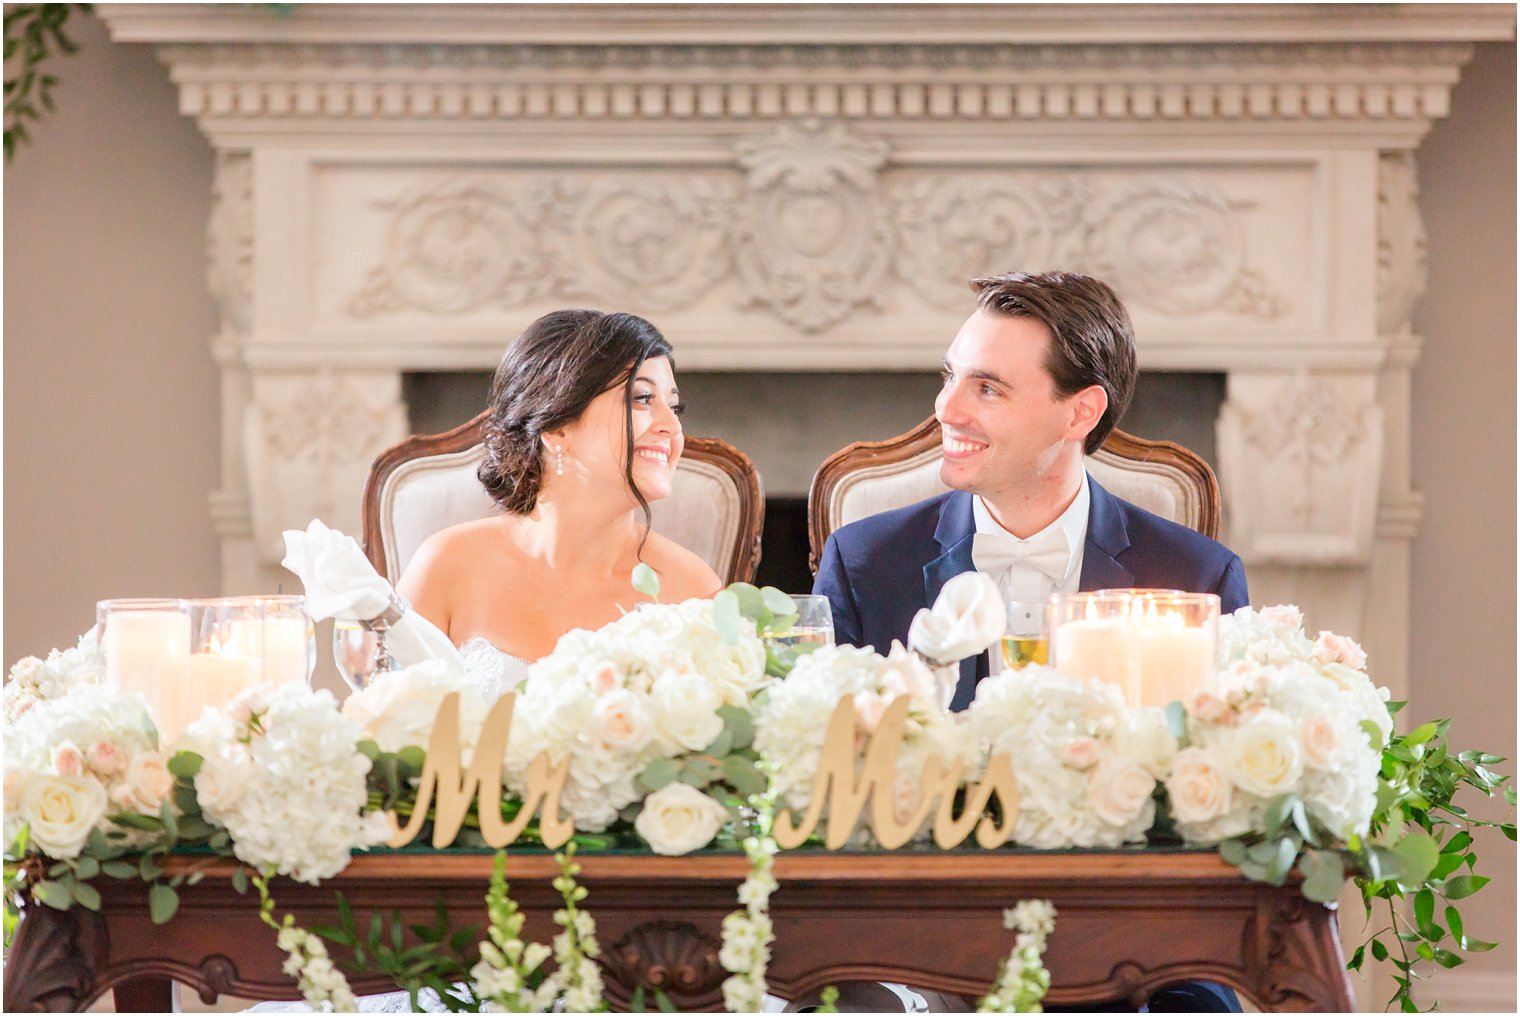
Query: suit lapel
[[923, 492, 986, 709], [1079, 476, 1135, 591]]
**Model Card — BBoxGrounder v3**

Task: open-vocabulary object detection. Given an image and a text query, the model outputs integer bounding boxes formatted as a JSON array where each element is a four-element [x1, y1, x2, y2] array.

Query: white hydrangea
[[183, 683, 390, 884], [503, 598, 769, 833], [753, 642, 961, 844], [340, 660, 490, 755], [4, 628, 104, 723], [967, 666, 1167, 848]]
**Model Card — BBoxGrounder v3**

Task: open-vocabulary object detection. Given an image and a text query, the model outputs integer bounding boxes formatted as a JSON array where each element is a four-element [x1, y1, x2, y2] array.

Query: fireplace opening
[[402, 370, 1225, 593]]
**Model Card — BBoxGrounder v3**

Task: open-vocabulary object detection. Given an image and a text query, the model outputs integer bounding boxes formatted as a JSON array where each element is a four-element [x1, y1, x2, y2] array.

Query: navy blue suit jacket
[[813, 476, 1249, 711]]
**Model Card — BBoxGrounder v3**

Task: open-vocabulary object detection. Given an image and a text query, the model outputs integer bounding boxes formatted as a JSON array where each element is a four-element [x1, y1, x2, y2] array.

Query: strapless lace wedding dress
[[457, 636, 531, 702]]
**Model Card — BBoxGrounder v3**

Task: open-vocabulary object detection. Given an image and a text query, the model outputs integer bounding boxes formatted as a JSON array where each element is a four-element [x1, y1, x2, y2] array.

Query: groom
[[812, 270, 1246, 1012]]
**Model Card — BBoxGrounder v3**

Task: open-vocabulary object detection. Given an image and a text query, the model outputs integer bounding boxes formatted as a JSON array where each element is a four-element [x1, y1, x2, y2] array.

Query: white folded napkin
[[908, 570, 1006, 664], [908, 571, 1006, 712], [281, 519, 465, 677]]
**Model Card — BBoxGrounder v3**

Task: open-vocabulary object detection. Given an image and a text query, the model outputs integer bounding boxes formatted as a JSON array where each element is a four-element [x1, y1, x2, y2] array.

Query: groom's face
[[935, 310, 1084, 504]]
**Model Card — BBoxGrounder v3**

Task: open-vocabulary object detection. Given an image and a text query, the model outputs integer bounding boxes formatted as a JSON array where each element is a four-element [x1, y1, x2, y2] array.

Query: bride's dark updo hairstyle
[[477, 309, 674, 522]]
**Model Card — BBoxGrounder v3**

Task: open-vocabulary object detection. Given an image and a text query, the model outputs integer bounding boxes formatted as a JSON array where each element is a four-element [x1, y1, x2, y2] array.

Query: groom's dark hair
[[479, 309, 673, 535], [970, 271, 1137, 455]]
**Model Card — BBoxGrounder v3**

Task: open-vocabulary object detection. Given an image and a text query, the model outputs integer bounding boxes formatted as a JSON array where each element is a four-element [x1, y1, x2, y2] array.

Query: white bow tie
[[971, 528, 1071, 585]]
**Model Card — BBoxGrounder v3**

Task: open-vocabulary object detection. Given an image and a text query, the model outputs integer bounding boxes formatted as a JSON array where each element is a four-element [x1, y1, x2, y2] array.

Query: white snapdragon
[[977, 900, 1056, 1013]]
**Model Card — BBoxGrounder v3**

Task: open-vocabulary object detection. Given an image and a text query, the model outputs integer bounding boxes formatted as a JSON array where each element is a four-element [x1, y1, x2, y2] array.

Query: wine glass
[[332, 622, 398, 692], [1000, 599, 1050, 671], [766, 595, 834, 650]]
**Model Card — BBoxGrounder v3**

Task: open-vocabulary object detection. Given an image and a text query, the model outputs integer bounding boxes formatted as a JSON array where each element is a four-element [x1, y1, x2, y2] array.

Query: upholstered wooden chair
[[363, 410, 764, 584], [807, 416, 1219, 573]]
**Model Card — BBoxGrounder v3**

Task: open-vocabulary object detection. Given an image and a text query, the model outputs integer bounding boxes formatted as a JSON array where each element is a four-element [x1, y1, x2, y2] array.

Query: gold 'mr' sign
[[388, 692, 1021, 850]]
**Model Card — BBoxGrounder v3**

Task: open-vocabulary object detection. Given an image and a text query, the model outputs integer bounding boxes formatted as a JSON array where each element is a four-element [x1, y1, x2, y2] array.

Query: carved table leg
[[1243, 894, 1355, 1012], [3, 903, 107, 1013], [111, 977, 175, 1013]]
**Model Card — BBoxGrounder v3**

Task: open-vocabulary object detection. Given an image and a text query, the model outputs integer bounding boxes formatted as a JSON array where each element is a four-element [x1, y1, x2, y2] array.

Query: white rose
[[649, 673, 723, 752], [1168, 747, 1233, 824], [1224, 712, 1304, 798], [1300, 713, 1342, 769], [118, 754, 175, 815], [634, 782, 731, 855], [51, 740, 83, 777], [88, 740, 125, 777], [589, 689, 655, 754], [1313, 631, 1367, 671], [20, 774, 108, 859], [1088, 759, 1156, 827], [907, 571, 1005, 665], [1061, 737, 1101, 770], [193, 755, 250, 814]]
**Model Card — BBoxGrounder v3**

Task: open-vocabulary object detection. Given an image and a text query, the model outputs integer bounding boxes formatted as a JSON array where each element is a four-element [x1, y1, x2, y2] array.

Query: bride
[[397, 308, 722, 698], [272, 311, 734, 1015]]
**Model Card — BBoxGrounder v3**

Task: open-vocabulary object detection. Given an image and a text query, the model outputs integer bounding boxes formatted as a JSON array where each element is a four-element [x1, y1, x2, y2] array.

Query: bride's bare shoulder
[[640, 532, 723, 600], [399, 518, 510, 584]]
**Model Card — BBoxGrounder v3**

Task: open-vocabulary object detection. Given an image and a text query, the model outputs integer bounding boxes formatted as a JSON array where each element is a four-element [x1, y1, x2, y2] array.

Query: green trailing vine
[[1216, 704, 1514, 1012], [4, 3, 92, 160]]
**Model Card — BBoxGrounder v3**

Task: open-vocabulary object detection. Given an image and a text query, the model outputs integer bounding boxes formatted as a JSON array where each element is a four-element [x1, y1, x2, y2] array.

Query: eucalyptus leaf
[[74, 855, 99, 880], [1162, 700, 1187, 741], [34, 879, 72, 910], [70, 881, 101, 911], [631, 563, 661, 600], [148, 883, 179, 924], [1218, 839, 1247, 866], [637, 758, 679, 793], [702, 729, 734, 758], [1264, 836, 1297, 886], [760, 586, 798, 621], [713, 590, 740, 645], [1299, 850, 1345, 903], [1263, 795, 1296, 838], [722, 755, 767, 797], [101, 860, 137, 880], [167, 751, 204, 779], [397, 746, 427, 773], [718, 705, 755, 749]]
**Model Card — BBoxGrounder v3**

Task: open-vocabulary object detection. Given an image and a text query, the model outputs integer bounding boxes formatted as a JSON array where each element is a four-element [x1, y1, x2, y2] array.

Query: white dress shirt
[[973, 475, 1090, 674]]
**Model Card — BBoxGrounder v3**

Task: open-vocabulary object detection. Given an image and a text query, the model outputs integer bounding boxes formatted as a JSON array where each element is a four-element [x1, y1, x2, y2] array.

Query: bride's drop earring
[[555, 444, 564, 476]]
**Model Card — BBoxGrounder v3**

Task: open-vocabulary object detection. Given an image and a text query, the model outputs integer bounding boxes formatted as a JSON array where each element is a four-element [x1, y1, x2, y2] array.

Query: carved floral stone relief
[[207, 151, 254, 335], [336, 122, 1292, 333], [1376, 151, 1428, 338]]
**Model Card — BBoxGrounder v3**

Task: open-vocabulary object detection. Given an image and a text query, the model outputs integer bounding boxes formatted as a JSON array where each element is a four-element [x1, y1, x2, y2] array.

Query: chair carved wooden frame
[[808, 417, 1221, 573], [363, 410, 765, 586]]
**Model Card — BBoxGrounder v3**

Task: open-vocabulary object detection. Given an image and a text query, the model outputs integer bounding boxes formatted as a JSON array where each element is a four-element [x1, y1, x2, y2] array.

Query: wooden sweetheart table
[[6, 848, 1355, 1013]]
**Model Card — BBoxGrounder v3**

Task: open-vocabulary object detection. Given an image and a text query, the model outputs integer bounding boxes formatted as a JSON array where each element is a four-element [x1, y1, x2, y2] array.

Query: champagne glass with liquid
[[1001, 599, 1050, 671], [767, 595, 834, 651]]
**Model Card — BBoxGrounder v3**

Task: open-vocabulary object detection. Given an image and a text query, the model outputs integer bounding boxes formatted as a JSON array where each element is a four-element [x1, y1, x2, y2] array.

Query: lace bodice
[[457, 636, 532, 702]]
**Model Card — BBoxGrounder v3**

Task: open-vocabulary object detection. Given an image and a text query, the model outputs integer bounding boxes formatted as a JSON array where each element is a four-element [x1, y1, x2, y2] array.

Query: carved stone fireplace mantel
[[100, 3, 1515, 705]]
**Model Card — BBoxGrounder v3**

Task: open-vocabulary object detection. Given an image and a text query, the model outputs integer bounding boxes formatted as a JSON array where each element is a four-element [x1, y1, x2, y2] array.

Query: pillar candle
[[226, 617, 311, 684], [103, 610, 191, 701], [1051, 617, 1134, 701], [1136, 619, 1215, 708]]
